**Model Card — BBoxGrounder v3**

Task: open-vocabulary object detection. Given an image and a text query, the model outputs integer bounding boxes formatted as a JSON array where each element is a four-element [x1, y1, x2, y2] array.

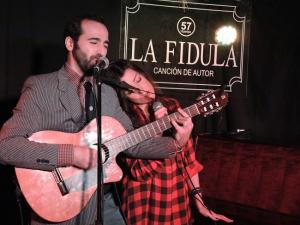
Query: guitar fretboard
[[105, 90, 225, 157]]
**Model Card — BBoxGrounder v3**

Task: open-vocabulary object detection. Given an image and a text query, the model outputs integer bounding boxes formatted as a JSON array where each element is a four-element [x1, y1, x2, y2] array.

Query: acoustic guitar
[[15, 88, 228, 222]]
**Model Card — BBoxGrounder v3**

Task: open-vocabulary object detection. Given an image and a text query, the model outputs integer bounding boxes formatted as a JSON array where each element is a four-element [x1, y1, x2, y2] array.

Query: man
[[0, 14, 193, 225]]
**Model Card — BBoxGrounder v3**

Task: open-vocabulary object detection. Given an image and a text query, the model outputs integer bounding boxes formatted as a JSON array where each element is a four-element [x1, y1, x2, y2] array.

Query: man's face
[[73, 19, 109, 73]]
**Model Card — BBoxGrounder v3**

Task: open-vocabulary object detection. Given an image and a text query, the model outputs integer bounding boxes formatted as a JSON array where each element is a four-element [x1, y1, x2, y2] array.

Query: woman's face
[[120, 68, 155, 104]]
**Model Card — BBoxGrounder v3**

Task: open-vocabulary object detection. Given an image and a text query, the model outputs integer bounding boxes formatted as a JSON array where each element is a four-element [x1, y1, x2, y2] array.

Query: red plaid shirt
[[120, 139, 203, 225]]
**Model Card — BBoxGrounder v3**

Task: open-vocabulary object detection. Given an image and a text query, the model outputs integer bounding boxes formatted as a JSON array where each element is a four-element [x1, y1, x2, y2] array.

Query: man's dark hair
[[63, 14, 106, 43]]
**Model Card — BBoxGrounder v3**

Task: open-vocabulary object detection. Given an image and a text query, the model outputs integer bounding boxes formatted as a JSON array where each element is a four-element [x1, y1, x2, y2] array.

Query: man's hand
[[73, 145, 98, 169], [170, 108, 193, 148]]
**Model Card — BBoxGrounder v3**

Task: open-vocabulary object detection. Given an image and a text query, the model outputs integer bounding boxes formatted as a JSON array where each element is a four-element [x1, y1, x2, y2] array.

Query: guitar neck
[[105, 89, 227, 157], [106, 102, 203, 156]]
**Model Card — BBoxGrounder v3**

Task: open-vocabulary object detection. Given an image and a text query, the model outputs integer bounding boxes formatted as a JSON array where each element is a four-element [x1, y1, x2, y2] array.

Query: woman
[[105, 59, 233, 225]]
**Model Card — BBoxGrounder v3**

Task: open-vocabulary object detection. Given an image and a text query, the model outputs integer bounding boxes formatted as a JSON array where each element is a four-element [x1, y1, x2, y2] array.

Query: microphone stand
[[91, 63, 161, 225], [93, 71, 104, 225]]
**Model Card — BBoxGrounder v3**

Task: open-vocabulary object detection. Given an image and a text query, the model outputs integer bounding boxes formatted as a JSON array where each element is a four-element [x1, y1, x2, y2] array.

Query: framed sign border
[[121, 0, 249, 92]]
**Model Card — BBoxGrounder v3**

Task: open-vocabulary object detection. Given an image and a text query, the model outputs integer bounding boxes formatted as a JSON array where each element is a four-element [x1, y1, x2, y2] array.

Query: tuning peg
[[196, 94, 205, 100]]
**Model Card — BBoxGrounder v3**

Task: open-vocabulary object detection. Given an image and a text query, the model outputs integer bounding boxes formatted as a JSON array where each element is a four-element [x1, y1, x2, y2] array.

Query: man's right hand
[[73, 146, 98, 169]]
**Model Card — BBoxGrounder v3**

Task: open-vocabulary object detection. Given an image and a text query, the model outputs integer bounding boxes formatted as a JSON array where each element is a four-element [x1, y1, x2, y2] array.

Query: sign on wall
[[120, 0, 251, 95]]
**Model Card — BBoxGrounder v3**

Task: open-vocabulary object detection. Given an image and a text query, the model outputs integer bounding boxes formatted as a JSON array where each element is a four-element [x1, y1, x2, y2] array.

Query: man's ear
[[65, 36, 74, 51]]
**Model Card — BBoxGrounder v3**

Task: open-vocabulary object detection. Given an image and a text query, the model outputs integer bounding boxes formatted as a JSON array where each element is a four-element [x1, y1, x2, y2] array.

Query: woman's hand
[[154, 106, 168, 119], [171, 108, 194, 148], [195, 198, 234, 223]]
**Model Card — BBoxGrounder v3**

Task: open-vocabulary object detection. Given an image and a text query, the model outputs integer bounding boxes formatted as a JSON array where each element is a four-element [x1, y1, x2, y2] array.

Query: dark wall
[[248, 0, 300, 146], [0, 0, 121, 101], [0, 0, 299, 147]]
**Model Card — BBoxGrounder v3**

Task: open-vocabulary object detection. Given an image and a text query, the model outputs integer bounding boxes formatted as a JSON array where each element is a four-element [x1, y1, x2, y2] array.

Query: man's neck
[[66, 56, 84, 77]]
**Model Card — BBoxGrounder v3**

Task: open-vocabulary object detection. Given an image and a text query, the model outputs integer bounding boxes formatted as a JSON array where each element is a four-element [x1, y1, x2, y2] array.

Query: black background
[[0, 0, 300, 223], [1, 0, 299, 147]]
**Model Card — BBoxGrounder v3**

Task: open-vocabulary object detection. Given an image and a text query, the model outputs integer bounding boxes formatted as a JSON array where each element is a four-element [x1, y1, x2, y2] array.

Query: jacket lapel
[[57, 68, 84, 126]]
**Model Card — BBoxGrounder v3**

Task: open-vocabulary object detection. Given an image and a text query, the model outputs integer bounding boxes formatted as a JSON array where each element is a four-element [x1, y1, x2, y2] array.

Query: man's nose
[[97, 45, 107, 57]]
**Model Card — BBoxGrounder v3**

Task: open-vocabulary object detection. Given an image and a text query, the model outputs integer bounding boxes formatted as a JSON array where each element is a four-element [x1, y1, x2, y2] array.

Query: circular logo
[[177, 17, 196, 37]]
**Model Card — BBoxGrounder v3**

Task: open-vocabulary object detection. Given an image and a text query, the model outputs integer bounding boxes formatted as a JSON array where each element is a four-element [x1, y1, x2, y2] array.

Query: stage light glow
[[215, 25, 237, 45]]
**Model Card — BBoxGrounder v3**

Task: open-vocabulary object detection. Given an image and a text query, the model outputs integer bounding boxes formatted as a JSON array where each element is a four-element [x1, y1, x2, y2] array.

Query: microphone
[[152, 101, 164, 112], [93, 56, 109, 73], [97, 77, 139, 92], [120, 82, 164, 97]]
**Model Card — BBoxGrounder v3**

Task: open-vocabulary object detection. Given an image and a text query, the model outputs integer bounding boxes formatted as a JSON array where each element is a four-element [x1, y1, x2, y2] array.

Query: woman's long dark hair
[[104, 59, 180, 128]]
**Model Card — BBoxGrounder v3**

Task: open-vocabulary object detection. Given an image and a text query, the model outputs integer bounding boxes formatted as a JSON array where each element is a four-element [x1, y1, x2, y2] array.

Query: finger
[[172, 118, 184, 126], [172, 117, 190, 129], [206, 211, 219, 221], [209, 212, 234, 223], [155, 106, 168, 114], [170, 118, 180, 130], [175, 118, 193, 129], [175, 112, 192, 124], [177, 108, 190, 117], [154, 107, 168, 119], [218, 215, 234, 223], [207, 214, 218, 221]]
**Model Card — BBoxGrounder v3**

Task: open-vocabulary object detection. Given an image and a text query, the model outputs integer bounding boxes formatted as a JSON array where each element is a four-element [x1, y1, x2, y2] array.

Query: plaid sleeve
[[58, 144, 74, 167], [181, 139, 203, 178]]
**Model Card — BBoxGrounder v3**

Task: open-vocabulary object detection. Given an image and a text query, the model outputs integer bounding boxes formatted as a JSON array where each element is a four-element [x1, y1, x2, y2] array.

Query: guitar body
[[15, 116, 126, 222]]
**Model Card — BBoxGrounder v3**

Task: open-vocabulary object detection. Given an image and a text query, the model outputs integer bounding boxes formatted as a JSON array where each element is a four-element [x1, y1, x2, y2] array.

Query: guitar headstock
[[195, 89, 229, 117]]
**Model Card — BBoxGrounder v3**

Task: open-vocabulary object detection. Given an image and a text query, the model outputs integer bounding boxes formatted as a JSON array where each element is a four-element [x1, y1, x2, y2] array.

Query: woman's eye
[[135, 76, 142, 83]]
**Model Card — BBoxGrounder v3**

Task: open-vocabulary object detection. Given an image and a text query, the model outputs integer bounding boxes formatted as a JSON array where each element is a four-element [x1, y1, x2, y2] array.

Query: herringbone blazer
[[0, 66, 177, 225]]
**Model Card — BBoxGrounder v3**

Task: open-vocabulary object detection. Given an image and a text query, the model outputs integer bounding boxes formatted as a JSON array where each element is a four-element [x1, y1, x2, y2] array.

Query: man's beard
[[73, 44, 98, 74]]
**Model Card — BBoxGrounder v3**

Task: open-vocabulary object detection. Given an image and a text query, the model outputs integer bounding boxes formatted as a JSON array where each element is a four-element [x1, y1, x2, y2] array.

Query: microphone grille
[[152, 101, 164, 112], [101, 56, 109, 69]]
